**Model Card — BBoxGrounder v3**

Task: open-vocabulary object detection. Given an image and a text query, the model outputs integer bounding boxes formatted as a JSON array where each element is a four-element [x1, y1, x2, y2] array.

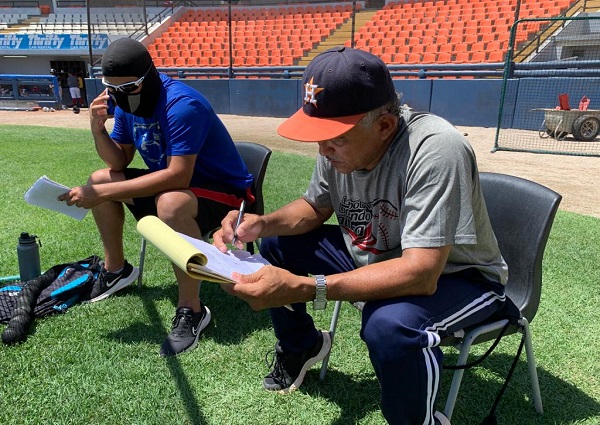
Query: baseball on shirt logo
[[338, 197, 399, 254]]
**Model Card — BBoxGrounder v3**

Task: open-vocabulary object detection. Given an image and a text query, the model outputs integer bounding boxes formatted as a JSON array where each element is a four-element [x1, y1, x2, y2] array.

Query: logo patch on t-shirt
[[338, 196, 399, 254]]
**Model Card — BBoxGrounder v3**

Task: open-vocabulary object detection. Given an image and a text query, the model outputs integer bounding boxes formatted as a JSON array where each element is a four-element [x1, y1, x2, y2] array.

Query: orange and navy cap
[[277, 46, 397, 142]]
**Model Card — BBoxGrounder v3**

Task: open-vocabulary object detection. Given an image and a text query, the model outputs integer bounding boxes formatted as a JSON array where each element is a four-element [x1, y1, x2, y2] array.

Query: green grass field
[[0, 125, 599, 425]]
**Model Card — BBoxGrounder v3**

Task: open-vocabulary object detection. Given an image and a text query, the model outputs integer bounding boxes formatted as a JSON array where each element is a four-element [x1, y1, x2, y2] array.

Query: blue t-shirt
[[110, 74, 253, 190]]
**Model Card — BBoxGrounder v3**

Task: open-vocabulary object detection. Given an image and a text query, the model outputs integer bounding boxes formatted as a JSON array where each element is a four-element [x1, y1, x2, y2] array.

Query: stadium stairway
[[298, 9, 378, 66]]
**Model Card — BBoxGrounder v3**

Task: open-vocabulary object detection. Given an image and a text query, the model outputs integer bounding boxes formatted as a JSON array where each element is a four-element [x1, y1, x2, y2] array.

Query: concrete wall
[[78, 76, 593, 130]]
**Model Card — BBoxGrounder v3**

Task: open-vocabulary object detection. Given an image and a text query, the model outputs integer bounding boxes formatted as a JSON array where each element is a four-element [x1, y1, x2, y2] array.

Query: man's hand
[[89, 89, 112, 134], [213, 210, 264, 252], [220, 265, 310, 311], [58, 185, 103, 209]]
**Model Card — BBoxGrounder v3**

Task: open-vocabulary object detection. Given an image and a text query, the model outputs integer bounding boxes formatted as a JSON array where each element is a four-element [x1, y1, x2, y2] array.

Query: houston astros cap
[[277, 47, 397, 142]]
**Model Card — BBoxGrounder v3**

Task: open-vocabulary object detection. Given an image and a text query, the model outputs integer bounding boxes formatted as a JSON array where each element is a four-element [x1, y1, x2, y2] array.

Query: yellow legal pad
[[136, 215, 269, 283]]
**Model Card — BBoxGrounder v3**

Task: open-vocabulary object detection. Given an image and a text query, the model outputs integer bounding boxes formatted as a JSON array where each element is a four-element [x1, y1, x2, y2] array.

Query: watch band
[[313, 274, 327, 310]]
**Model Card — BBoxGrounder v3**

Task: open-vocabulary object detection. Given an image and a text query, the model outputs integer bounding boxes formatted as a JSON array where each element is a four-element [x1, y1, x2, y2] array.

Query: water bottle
[[17, 232, 41, 282]]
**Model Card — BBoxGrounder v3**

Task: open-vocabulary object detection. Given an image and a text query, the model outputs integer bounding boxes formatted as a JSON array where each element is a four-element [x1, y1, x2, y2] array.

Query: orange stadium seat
[[393, 53, 407, 63], [381, 53, 394, 64], [454, 52, 470, 63], [425, 44, 438, 54], [422, 53, 437, 63], [453, 43, 468, 53], [371, 46, 384, 56], [406, 52, 422, 63], [464, 34, 478, 44], [437, 52, 452, 63], [470, 51, 487, 62], [480, 31, 496, 43], [439, 43, 453, 54], [486, 40, 502, 51], [471, 41, 486, 51], [487, 51, 505, 62], [384, 45, 397, 55]]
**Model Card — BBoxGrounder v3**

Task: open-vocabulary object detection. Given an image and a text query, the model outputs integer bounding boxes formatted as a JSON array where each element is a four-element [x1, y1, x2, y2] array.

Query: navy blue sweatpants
[[260, 224, 506, 425]]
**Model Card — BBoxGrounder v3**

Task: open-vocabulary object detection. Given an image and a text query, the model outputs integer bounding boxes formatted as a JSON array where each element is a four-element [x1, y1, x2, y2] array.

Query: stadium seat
[[422, 53, 436, 63], [439, 43, 453, 54], [393, 53, 407, 63], [453, 43, 468, 53], [471, 41, 486, 51], [437, 52, 452, 63], [425, 44, 438, 54], [470, 51, 487, 62], [486, 41, 501, 51], [454, 52, 470, 63], [406, 52, 422, 63], [487, 51, 505, 62]]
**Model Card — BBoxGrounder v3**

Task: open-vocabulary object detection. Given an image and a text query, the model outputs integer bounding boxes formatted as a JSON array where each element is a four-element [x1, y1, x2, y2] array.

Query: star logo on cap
[[303, 77, 324, 107]]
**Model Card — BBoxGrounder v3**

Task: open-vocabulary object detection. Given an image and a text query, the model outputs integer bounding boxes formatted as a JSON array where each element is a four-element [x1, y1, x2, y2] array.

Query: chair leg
[[319, 300, 343, 381], [443, 336, 475, 420], [137, 238, 146, 290], [520, 318, 544, 414]]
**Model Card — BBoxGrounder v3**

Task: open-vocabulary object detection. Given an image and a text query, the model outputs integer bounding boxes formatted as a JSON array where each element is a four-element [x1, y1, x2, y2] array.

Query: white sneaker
[[434, 411, 452, 425]]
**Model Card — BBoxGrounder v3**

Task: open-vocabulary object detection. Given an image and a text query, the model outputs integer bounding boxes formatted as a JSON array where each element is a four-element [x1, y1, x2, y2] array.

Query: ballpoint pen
[[230, 199, 293, 312], [231, 199, 246, 246]]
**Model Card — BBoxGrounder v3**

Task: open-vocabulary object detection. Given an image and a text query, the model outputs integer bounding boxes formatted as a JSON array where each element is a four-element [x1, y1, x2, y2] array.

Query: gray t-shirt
[[67, 75, 79, 88], [304, 107, 508, 285]]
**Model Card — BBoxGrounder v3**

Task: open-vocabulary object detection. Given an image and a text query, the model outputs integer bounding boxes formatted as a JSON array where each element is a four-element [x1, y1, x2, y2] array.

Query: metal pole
[[228, 0, 233, 78], [351, 0, 357, 48], [86, 0, 93, 76], [142, 0, 148, 35]]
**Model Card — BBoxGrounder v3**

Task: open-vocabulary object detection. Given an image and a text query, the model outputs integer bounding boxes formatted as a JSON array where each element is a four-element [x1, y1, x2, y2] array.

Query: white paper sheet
[[178, 232, 270, 277], [24, 175, 88, 220]]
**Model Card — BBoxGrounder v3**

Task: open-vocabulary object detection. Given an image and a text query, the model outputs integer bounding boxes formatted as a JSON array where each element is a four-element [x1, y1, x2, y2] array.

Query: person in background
[[213, 47, 508, 425], [67, 72, 83, 109], [77, 73, 87, 107], [59, 38, 255, 357]]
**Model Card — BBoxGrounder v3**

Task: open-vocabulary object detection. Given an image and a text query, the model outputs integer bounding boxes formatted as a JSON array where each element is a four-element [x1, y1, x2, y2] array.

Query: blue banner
[[0, 34, 110, 50]]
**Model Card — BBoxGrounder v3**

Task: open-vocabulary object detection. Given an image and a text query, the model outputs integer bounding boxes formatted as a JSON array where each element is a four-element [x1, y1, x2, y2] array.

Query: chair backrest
[[235, 141, 272, 216], [479, 172, 562, 322]]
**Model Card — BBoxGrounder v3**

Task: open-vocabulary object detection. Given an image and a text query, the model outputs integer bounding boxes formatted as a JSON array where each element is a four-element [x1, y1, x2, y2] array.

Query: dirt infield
[[1, 108, 599, 218]]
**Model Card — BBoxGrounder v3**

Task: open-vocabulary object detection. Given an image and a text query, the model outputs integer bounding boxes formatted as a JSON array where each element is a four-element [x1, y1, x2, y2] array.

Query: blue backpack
[[0, 255, 103, 344]]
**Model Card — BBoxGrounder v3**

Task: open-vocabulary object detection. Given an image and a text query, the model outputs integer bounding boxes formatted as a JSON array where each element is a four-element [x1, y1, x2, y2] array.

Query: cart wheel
[[572, 115, 600, 141]]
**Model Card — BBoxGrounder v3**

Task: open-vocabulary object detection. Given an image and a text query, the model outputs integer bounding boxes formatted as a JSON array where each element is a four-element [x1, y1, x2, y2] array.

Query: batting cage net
[[495, 15, 600, 157]]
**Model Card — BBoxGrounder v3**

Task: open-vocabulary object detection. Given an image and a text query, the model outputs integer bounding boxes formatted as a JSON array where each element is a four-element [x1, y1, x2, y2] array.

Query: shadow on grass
[[298, 351, 600, 425], [110, 284, 208, 425], [105, 280, 272, 346], [105, 285, 177, 345], [302, 368, 382, 424], [439, 351, 600, 425], [198, 280, 273, 345], [101, 280, 273, 425]]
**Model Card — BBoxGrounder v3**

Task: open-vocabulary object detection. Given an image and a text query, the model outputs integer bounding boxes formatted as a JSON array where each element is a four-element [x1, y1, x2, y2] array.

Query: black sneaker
[[159, 304, 211, 357], [263, 330, 331, 394], [89, 260, 139, 303]]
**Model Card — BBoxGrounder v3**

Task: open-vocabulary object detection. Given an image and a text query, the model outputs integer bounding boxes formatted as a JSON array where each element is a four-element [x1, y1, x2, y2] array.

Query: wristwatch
[[313, 274, 327, 310]]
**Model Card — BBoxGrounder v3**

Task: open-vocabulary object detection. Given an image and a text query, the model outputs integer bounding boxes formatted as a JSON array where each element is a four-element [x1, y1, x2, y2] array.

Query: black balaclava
[[101, 38, 161, 118]]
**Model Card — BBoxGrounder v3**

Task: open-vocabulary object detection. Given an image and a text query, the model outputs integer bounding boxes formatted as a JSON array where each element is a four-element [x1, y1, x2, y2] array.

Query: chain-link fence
[[495, 15, 600, 157]]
